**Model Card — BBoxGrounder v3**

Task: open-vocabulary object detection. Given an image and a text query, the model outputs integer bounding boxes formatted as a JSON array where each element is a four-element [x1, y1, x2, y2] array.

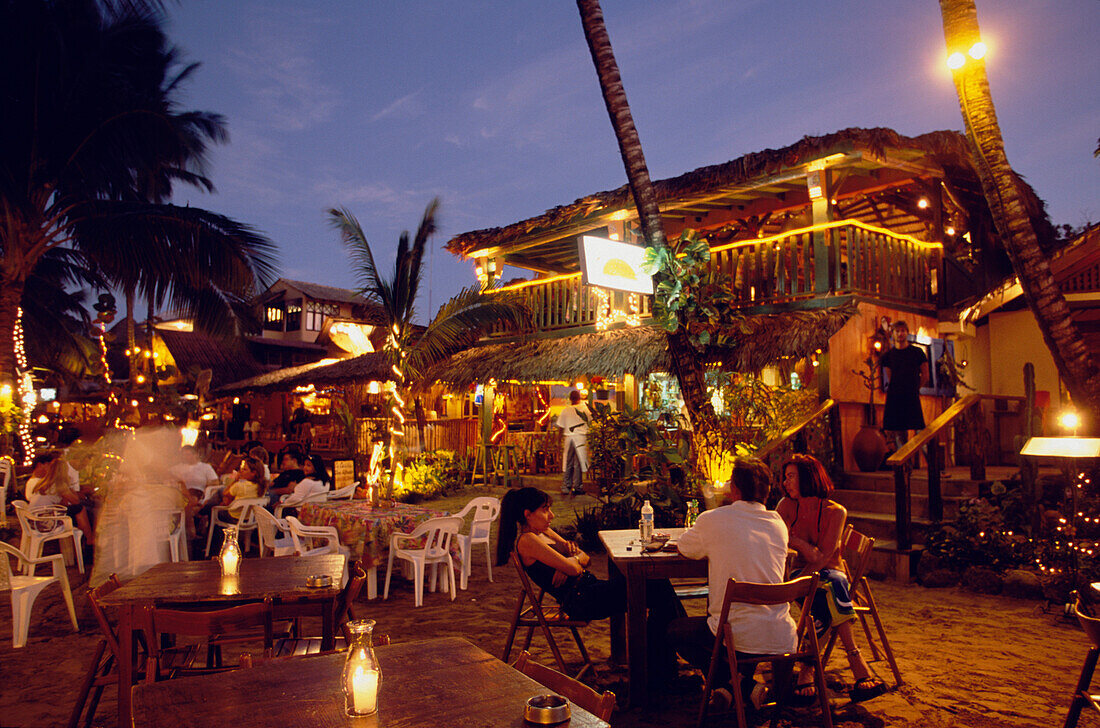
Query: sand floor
[[0, 486, 1085, 727]]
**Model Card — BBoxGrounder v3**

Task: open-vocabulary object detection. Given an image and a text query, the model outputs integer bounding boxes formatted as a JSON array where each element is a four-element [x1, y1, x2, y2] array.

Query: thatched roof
[[422, 300, 857, 389], [445, 127, 1054, 268], [217, 352, 395, 394]]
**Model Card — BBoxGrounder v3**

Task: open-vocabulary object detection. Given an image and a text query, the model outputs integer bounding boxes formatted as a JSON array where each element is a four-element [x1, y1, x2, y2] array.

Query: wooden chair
[[272, 560, 368, 658], [514, 650, 616, 722], [821, 525, 903, 687], [502, 552, 595, 680], [1065, 595, 1100, 728], [69, 574, 180, 728], [144, 599, 274, 682], [698, 574, 832, 728]]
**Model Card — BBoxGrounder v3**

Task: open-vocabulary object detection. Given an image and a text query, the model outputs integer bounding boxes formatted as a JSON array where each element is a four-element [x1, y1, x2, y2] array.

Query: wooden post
[[808, 169, 833, 294], [893, 465, 911, 551]]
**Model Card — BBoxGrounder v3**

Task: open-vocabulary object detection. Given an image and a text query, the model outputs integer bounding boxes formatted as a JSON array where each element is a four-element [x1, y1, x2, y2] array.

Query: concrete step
[[844, 509, 931, 545], [832, 489, 962, 521], [840, 470, 976, 498]]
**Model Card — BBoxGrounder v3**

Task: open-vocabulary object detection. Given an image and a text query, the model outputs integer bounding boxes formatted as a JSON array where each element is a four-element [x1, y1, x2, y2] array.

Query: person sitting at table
[[171, 445, 220, 501], [778, 453, 887, 704], [26, 451, 96, 545], [199, 456, 265, 522], [266, 451, 305, 504], [670, 456, 795, 711], [277, 454, 331, 517], [496, 486, 684, 687], [248, 445, 272, 484]]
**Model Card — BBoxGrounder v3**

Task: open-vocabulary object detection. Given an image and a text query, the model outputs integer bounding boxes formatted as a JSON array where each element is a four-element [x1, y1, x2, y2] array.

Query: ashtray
[[305, 574, 332, 588], [524, 694, 571, 724]]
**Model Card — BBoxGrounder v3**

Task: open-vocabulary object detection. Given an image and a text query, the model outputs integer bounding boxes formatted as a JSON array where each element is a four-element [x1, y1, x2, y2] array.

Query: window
[[286, 298, 302, 331], [305, 301, 339, 331], [264, 304, 285, 331]]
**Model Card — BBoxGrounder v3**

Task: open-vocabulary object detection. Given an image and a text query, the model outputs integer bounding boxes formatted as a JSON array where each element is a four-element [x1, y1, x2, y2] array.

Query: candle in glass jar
[[350, 665, 379, 714], [221, 546, 240, 576]]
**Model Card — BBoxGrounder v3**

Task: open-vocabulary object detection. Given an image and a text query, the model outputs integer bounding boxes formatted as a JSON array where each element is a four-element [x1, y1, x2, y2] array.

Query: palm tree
[[329, 200, 529, 492], [939, 0, 1100, 423], [0, 0, 277, 391], [574, 0, 716, 433]]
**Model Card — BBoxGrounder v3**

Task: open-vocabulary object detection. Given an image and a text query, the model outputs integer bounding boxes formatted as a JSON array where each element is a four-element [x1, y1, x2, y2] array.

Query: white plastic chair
[[283, 516, 351, 559], [0, 541, 79, 648], [11, 500, 85, 576], [383, 516, 463, 607], [153, 507, 188, 562], [204, 497, 267, 558], [326, 481, 359, 501], [252, 507, 296, 557], [454, 496, 500, 590], [273, 491, 329, 518]]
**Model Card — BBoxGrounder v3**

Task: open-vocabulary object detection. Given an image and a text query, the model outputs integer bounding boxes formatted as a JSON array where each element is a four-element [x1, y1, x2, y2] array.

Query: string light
[[13, 308, 35, 465]]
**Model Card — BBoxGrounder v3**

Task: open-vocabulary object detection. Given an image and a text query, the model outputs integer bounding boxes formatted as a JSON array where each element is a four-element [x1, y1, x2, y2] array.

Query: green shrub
[[393, 450, 463, 502]]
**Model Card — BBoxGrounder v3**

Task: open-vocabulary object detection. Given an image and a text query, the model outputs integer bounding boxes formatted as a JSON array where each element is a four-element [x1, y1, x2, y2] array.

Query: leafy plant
[[393, 449, 464, 502], [924, 495, 1033, 572]]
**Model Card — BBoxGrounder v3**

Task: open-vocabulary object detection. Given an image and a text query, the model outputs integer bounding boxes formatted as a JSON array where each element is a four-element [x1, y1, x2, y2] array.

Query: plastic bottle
[[640, 499, 654, 542]]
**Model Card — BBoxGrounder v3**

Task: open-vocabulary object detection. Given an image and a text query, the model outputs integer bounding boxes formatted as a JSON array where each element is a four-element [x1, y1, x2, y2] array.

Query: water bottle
[[686, 499, 699, 528], [640, 499, 654, 542]]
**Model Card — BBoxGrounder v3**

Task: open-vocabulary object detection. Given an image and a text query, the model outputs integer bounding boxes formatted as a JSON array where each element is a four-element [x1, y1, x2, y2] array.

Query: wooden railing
[[885, 393, 1025, 550], [756, 399, 837, 464], [488, 221, 940, 337]]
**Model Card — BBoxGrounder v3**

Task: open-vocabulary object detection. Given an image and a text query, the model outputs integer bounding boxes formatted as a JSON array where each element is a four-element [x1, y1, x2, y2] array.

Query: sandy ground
[[0, 485, 1086, 727]]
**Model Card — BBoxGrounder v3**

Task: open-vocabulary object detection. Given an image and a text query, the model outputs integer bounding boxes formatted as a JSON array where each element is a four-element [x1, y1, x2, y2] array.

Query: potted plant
[[850, 355, 887, 472]]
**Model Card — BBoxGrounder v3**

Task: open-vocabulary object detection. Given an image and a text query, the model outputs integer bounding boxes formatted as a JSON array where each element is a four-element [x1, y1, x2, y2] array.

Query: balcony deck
[[488, 220, 941, 339]]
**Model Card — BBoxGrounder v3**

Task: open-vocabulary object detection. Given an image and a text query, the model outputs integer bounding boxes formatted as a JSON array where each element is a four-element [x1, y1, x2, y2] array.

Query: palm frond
[[407, 286, 530, 374]]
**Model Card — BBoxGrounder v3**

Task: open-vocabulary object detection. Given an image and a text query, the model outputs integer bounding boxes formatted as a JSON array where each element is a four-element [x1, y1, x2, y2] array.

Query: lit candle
[[350, 665, 379, 715]]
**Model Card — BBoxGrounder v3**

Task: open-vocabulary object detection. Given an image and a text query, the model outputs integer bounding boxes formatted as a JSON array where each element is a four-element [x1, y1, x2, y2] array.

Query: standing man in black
[[880, 320, 929, 454]]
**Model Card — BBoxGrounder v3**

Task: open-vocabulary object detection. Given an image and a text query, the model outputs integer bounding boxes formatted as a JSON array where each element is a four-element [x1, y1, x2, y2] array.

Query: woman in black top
[[496, 487, 683, 684]]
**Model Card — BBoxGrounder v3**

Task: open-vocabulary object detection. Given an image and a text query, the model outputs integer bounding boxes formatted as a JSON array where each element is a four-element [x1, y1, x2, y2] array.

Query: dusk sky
[[166, 1, 1099, 323]]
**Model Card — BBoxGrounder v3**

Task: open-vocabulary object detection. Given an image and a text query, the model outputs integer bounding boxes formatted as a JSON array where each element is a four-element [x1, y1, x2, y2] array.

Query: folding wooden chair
[[698, 574, 832, 728], [69, 575, 180, 728], [272, 560, 368, 658], [144, 599, 274, 682], [1065, 595, 1100, 728], [821, 525, 903, 687], [502, 552, 595, 680], [514, 650, 616, 722]]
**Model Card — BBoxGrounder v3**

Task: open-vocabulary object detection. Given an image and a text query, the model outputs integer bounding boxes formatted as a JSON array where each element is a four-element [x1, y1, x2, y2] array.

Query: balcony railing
[[489, 220, 941, 338]]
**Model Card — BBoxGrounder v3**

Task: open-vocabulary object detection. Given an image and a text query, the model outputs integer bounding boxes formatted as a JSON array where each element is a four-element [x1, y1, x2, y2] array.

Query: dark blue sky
[[165, 1, 1099, 322]]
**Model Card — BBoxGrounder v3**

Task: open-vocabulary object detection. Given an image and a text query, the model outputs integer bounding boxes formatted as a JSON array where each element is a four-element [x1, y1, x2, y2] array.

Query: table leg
[[116, 605, 134, 728], [321, 597, 335, 651], [623, 565, 650, 706], [365, 566, 378, 599], [607, 559, 626, 666]]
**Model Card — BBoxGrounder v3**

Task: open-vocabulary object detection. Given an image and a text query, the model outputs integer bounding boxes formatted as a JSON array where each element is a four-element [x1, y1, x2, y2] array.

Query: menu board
[[332, 459, 356, 490]]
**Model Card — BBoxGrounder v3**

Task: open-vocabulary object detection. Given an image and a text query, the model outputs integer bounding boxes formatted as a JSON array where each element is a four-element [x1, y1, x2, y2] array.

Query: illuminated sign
[[577, 236, 654, 295]]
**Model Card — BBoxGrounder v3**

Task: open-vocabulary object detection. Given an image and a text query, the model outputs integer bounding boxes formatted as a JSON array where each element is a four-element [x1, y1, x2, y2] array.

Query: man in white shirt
[[170, 446, 220, 499], [672, 457, 796, 704], [555, 390, 591, 495]]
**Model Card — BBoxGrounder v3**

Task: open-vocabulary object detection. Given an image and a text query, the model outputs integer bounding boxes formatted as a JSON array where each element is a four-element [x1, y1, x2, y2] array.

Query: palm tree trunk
[[940, 0, 1100, 425], [575, 0, 715, 429], [125, 285, 136, 391], [0, 272, 24, 389]]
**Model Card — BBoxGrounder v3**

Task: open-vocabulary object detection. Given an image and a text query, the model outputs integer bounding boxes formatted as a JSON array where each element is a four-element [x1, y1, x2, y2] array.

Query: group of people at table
[[24, 443, 335, 552], [498, 453, 888, 710]]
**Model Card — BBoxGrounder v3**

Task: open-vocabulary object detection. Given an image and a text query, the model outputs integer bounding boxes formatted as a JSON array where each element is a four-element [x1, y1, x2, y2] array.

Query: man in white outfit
[[555, 390, 591, 495]]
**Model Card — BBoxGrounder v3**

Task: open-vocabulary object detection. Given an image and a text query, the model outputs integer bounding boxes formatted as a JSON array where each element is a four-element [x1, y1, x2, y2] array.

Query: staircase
[[832, 465, 1019, 580]]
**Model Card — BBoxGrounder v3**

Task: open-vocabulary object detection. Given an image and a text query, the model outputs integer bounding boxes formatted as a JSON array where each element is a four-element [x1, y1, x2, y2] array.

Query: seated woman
[[777, 454, 887, 703], [201, 456, 265, 522], [495, 487, 683, 686], [26, 451, 95, 545], [278, 454, 331, 517]]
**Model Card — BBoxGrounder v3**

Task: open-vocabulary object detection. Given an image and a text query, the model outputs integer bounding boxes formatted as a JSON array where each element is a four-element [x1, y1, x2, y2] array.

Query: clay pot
[[851, 424, 887, 472]]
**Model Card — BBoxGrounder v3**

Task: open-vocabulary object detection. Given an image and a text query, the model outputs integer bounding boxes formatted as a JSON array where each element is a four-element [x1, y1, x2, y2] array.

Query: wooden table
[[599, 528, 707, 706], [100, 554, 345, 728], [132, 636, 610, 727]]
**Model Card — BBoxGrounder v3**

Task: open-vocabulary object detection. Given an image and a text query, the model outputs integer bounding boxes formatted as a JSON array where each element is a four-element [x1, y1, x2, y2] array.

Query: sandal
[[850, 676, 887, 703]]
